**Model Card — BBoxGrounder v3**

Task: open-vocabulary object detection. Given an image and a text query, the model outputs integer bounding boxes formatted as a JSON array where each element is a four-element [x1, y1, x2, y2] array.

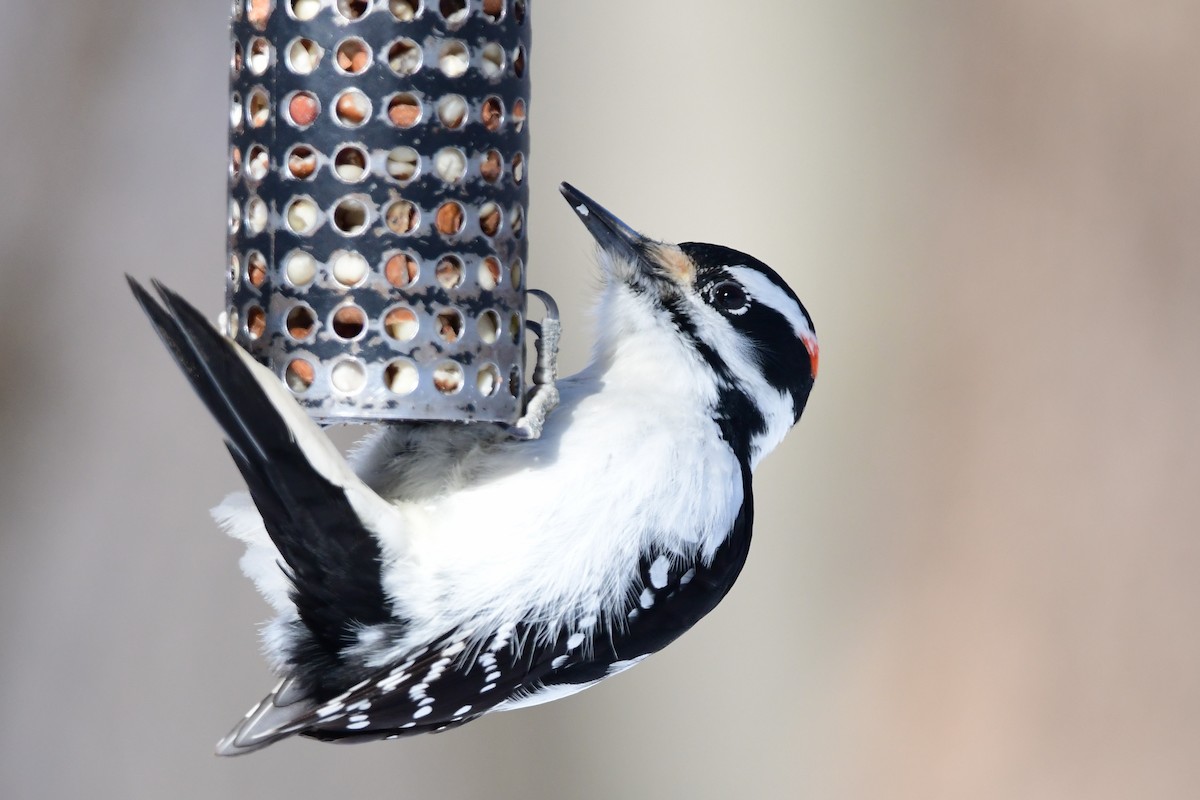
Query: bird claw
[[511, 290, 561, 440]]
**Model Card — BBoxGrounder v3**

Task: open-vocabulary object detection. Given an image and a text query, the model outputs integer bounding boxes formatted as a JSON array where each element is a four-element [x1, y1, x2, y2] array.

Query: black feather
[[127, 277, 393, 696]]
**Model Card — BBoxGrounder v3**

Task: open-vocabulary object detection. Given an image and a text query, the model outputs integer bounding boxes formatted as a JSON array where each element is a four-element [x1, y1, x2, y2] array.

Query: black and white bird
[[129, 183, 818, 755]]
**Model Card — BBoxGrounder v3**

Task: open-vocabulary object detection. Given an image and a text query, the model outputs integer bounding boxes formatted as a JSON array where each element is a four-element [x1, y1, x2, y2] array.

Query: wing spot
[[455, 705, 472, 716], [317, 702, 344, 718], [413, 706, 433, 720], [639, 588, 655, 609], [649, 555, 671, 589], [481, 682, 497, 693], [566, 632, 586, 650], [680, 568, 696, 586], [551, 655, 569, 669]]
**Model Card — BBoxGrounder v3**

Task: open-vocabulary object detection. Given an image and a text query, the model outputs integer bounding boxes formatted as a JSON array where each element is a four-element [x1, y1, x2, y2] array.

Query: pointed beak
[[559, 182, 645, 265]]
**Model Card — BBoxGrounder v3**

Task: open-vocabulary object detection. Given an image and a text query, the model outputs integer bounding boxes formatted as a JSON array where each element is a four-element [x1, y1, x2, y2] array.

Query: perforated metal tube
[[228, 0, 531, 425]]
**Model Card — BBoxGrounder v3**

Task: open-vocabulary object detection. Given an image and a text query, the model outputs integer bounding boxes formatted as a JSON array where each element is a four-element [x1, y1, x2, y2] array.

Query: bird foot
[[510, 290, 561, 440]]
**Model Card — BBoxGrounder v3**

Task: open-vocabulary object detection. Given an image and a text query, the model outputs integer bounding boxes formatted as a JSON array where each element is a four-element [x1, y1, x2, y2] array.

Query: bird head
[[560, 183, 818, 466]]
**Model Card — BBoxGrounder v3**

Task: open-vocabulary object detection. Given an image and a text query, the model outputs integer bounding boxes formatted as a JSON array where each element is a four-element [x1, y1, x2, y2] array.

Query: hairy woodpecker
[[128, 183, 819, 755]]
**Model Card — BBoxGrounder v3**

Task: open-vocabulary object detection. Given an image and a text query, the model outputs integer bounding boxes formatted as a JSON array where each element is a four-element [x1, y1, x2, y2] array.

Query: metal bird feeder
[[227, 0, 531, 425]]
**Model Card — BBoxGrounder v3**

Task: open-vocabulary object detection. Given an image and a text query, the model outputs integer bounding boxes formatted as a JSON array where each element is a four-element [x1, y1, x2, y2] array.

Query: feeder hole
[[331, 360, 368, 394], [242, 145, 267, 183], [434, 148, 466, 182], [333, 145, 369, 182], [228, 200, 241, 234], [286, 145, 317, 179], [479, 202, 501, 237], [336, 38, 371, 73], [437, 310, 465, 343], [332, 251, 369, 286], [286, 197, 320, 235], [335, 90, 371, 127], [478, 310, 500, 343], [514, 46, 526, 77], [439, 0, 468, 27], [248, 0, 271, 30], [510, 258, 523, 288], [512, 98, 526, 131], [288, 91, 320, 128], [439, 41, 469, 78], [475, 367, 499, 398], [482, 0, 503, 22], [287, 306, 317, 339], [290, 0, 321, 21], [390, 0, 421, 21], [388, 94, 422, 128], [436, 202, 465, 236], [512, 153, 525, 184], [387, 147, 420, 181], [246, 197, 268, 235], [482, 97, 503, 131], [247, 306, 267, 340], [247, 88, 271, 128], [514, 0, 525, 24], [386, 253, 419, 288], [287, 38, 323, 74], [481, 150, 502, 182], [332, 197, 370, 235], [481, 43, 504, 78], [477, 364, 501, 396], [510, 205, 525, 238], [479, 257, 501, 290], [229, 253, 242, 284], [384, 308, 419, 341], [230, 93, 243, 130], [434, 362, 465, 394], [436, 256, 465, 289], [232, 41, 244, 74], [285, 251, 317, 286], [332, 306, 367, 340], [509, 313, 522, 343], [248, 38, 272, 74], [437, 95, 468, 129], [509, 366, 521, 396], [388, 39, 422, 76], [286, 359, 315, 393], [227, 308, 240, 338], [385, 361, 419, 395], [248, 252, 268, 288], [337, 0, 370, 21], [230, 146, 242, 182], [233, 0, 243, 22], [386, 200, 419, 235]]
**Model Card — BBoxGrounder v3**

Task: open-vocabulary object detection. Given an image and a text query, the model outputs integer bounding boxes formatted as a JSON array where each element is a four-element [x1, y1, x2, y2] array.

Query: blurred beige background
[[2, 1, 1198, 798]]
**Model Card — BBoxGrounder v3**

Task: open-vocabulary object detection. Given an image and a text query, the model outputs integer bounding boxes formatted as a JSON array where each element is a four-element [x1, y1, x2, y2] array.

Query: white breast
[[374, 365, 744, 649]]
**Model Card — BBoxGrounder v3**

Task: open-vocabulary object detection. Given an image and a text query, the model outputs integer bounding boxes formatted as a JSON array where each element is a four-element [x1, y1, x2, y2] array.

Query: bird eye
[[711, 281, 748, 314]]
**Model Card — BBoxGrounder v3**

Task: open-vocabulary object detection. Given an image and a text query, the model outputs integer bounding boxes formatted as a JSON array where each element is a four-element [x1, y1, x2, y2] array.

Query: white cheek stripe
[[726, 266, 814, 341]]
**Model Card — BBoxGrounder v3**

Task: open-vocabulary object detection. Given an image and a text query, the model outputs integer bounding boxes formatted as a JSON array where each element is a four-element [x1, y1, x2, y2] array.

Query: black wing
[[543, 464, 754, 688]]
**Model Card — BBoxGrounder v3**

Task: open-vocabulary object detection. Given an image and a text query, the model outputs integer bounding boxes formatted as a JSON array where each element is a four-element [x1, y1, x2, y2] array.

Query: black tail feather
[[127, 277, 393, 678]]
